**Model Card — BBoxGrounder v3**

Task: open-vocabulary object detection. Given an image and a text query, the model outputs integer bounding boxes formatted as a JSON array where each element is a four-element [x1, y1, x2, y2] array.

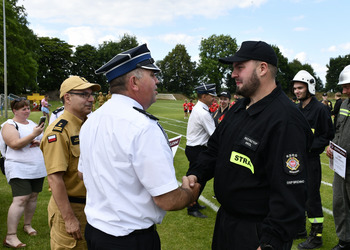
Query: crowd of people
[[0, 41, 349, 250]]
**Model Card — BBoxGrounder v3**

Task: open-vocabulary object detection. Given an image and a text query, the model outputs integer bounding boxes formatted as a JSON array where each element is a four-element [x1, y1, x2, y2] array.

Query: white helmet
[[338, 65, 350, 85], [292, 70, 316, 95]]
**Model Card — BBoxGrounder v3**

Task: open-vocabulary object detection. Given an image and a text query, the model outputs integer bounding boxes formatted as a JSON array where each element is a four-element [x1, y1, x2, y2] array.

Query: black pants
[[212, 207, 293, 250], [305, 155, 324, 220], [185, 145, 208, 212], [85, 223, 160, 250]]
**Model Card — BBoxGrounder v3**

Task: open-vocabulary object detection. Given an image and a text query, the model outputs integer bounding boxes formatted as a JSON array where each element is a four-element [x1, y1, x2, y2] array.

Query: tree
[[36, 37, 73, 92], [0, 0, 39, 93], [157, 44, 197, 96], [71, 44, 103, 89], [197, 34, 238, 93], [325, 55, 350, 92]]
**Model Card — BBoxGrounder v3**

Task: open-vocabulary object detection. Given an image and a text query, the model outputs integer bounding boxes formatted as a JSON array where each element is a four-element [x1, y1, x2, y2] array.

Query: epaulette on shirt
[[52, 119, 68, 133], [53, 106, 64, 115], [133, 107, 159, 120]]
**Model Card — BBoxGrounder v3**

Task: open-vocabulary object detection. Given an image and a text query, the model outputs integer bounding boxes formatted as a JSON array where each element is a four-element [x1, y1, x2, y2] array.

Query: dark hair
[[11, 98, 30, 111]]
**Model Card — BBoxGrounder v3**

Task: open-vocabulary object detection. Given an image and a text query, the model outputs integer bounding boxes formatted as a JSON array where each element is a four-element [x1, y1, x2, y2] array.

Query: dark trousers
[[305, 155, 324, 221], [212, 207, 293, 250], [185, 145, 207, 212], [85, 223, 160, 250]]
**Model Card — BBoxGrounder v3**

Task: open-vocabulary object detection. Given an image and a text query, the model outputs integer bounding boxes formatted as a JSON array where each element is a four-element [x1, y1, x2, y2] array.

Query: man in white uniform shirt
[[78, 44, 200, 250], [185, 83, 216, 218]]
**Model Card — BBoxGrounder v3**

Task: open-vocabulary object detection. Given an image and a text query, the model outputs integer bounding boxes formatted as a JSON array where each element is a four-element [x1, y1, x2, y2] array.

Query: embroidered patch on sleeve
[[70, 135, 79, 145], [47, 135, 57, 143], [284, 153, 301, 175]]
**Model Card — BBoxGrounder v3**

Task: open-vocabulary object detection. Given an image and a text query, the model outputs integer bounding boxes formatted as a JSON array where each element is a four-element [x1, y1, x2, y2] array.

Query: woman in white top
[[0, 98, 46, 248]]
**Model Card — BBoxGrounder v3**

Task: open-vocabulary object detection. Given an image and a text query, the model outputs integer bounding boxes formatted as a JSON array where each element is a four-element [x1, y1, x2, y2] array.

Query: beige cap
[[60, 76, 101, 98]]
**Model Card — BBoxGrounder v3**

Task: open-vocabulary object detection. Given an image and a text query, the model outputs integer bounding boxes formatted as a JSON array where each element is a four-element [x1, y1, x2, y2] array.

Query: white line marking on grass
[[323, 207, 333, 216], [322, 180, 332, 187]]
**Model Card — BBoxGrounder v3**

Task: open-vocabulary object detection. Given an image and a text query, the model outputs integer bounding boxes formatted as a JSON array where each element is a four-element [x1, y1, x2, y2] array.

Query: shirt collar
[[235, 83, 281, 116]]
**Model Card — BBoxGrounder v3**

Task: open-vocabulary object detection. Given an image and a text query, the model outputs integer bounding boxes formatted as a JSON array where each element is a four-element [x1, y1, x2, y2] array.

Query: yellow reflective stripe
[[230, 151, 254, 174], [311, 128, 315, 134], [339, 108, 350, 117], [309, 217, 324, 223]]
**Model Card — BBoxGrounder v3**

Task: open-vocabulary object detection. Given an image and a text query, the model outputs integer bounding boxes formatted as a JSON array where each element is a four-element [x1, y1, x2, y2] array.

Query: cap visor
[[141, 63, 161, 72], [219, 55, 249, 64]]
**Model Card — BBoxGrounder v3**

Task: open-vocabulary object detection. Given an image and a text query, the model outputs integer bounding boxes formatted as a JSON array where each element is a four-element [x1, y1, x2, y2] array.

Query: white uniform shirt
[[78, 94, 178, 237], [186, 100, 215, 146], [0, 119, 47, 183]]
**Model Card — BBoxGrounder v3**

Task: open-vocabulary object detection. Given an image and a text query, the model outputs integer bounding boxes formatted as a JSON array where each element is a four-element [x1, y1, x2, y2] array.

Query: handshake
[[180, 175, 201, 207]]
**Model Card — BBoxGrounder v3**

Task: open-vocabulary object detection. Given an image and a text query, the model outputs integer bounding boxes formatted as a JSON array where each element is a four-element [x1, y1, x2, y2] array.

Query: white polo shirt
[[186, 100, 215, 146], [78, 94, 178, 237]]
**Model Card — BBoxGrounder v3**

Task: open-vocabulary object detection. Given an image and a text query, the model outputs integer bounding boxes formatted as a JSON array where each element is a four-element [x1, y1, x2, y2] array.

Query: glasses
[[68, 92, 95, 99]]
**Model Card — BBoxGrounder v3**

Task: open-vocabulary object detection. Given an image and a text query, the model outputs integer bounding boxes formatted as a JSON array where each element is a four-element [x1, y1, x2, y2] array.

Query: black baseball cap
[[218, 91, 231, 99], [219, 41, 278, 67]]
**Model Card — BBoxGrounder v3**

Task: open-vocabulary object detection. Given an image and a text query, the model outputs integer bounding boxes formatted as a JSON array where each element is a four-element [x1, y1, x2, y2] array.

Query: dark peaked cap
[[219, 41, 278, 67], [95, 44, 160, 82], [195, 83, 217, 96]]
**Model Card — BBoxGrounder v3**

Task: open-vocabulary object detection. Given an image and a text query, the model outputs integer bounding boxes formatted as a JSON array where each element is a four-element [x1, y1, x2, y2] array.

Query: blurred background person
[[212, 91, 231, 127], [41, 94, 50, 123], [0, 98, 46, 248], [332, 92, 343, 130]]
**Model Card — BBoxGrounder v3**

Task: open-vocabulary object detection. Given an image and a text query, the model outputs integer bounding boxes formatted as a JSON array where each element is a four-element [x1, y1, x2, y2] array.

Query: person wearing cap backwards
[[187, 41, 313, 249], [77, 44, 200, 250], [292, 70, 334, 249], [185, 82, 216, 218], [212, 91, 231, 127], [326, 65, 350, 250], [40, 76, 101, 250]]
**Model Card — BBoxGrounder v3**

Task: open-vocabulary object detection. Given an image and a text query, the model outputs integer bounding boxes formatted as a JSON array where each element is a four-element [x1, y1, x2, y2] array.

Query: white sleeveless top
[[0, 119, 47, 183]]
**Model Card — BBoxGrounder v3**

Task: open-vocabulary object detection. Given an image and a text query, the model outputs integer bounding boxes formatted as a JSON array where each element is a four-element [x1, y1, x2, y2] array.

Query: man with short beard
[[187, 41, 313, 249], [292, 70, 334, 249]]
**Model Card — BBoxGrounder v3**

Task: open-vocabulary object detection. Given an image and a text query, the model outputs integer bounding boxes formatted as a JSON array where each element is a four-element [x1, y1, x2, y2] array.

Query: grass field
[[0, 98, 339, 249]]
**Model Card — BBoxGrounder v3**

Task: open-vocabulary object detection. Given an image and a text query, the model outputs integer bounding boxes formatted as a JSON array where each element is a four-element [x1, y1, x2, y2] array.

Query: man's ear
[[128, 75, 139, 91], [258, 62, 268, 77]]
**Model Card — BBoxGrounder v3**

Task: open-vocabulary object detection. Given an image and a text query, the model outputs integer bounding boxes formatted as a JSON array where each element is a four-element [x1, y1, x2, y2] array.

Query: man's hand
[[65, 216, 83, 240], [181, 176, 200, 206], [326, 146, 333, 159]]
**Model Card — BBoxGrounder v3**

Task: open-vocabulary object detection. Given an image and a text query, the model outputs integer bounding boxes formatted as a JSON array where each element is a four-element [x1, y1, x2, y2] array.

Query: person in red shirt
[[187, 99, 194, 116], [183, 99, 188, 119]]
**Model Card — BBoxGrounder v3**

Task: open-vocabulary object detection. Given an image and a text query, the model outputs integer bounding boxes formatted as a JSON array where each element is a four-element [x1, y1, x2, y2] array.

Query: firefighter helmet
[[292, 70, 316, 95], [338, 65, 350, 85]]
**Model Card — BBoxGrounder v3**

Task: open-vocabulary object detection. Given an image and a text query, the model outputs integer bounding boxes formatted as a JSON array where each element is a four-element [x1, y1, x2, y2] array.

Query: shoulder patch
[[53, 119, 68, 133], [53, 106, 64, 115], [133, 107, 159, 120], [284, 153, 301, 175], [47, 134, 57, 143], [70, 135, 79, 145]]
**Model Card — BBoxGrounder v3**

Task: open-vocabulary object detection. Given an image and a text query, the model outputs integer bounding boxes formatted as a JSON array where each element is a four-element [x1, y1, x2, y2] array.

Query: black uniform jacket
[[299, 96, 334, 155], [188, 84, 313, 248]]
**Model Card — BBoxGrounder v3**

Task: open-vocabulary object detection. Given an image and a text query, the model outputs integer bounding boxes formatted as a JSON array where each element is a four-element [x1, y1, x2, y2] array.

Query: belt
[[129, 225, 156, 236], [68, 196, 86, 204]]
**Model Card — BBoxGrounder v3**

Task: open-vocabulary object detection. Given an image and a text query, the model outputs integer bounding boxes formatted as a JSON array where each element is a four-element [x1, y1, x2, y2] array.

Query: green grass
[[0, 99, 339, 249]]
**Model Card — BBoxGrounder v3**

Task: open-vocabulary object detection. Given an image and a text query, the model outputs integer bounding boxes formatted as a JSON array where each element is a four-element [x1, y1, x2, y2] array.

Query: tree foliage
[[157, 44, 197, 96], [36, 37, 73, 92], [325, 55, 350, 92], [0, 0, 39, 93], [198, 34, 238, 93]]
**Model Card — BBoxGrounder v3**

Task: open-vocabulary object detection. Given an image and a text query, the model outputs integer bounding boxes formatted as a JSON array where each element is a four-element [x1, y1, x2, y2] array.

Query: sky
[[18, 0, 350, 85]]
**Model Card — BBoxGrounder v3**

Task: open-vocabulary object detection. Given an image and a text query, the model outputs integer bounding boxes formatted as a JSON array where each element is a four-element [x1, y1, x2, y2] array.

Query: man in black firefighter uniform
[[292, 70, 334, 249], [187, 41, 313, 250]]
